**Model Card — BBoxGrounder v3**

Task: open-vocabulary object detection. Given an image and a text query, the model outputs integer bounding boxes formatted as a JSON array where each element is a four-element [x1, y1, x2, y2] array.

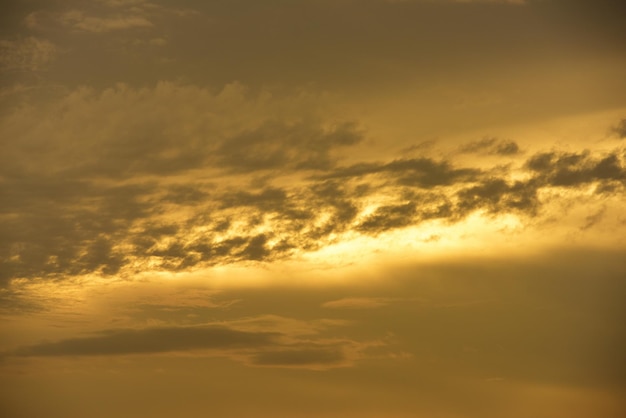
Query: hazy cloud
[[251, 348, 345, 367], [0, 37, 57, 71], [216, 121, 362, 173], [23, 0, 197, 34], [58, 10, 153, 32], [11, 326, 278, 357], [322, 297, 391, 309]]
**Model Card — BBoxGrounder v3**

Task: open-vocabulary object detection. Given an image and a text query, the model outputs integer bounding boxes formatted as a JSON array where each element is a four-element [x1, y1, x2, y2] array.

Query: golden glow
[[1, 1, 625, 417]]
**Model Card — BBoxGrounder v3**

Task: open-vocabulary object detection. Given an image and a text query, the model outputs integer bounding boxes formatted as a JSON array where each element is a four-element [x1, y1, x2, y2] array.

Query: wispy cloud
[[458, 137, 520, 155], [58, 10, 153, 32], [23, 0, 198, 34], [322, 297, 392, 309]]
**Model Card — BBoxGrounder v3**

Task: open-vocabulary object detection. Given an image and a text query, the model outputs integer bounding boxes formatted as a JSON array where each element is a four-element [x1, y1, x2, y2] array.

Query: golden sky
[[1, 1, 625, 417]]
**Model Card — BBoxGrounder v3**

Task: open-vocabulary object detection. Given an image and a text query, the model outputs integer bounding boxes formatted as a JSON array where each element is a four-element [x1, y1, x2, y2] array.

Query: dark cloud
[[458, 137, 520, 155], [611, 118, 626, 139], [320, 157, 481, 188], [239, 234, 271, 261], [3, 145, 625, 285], [456, 178, 540, 215], [358, 202, 416, 234], [5, 319, 367, 370], [10, 326, 279, 357], [1, 80, 624, 287], [0, 178, 154, 284], [526, 150, 625, 187]]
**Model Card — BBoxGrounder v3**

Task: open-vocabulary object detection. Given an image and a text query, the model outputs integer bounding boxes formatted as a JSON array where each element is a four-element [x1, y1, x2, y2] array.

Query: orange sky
[[1, 1, 625, 417]]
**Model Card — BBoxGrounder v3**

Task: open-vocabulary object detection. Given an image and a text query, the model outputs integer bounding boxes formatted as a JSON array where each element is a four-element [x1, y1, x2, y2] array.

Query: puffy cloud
[[525, 150, 625, 187]]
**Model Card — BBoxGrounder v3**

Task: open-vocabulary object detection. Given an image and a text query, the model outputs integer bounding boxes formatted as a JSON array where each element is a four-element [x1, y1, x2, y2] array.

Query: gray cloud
[[458, 137, 520, 155]]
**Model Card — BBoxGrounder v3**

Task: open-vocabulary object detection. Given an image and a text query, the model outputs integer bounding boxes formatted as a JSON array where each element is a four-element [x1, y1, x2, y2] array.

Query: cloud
[[0, 37, 58, 71], [319, 158, 481, 188], [357, 202, 417, 234], [58, 10, 153, 32], [216, 121, 362, 173], [456, 178, 540, 215], [322, 297, 391, 309], [0, 82, 359, 179], [10, 325, 278, 357], [458, 137, 520, 155], [23, 1, 198, 34], [250, 348, 345, 367], [579, 206, 606, 231], [611, 118, 626, 139], [525, 150, 625, 187], [5, 316, 372, 370], [1, 83, 625, 285]]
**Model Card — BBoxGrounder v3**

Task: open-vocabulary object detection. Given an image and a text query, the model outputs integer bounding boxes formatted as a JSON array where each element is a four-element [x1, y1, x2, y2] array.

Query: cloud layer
[[0, 84, 625, 285]]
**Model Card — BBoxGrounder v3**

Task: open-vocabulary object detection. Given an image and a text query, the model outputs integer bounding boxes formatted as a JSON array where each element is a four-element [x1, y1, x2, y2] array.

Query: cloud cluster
[[0, 83, 624, 285], [526, 150, 625, 187]]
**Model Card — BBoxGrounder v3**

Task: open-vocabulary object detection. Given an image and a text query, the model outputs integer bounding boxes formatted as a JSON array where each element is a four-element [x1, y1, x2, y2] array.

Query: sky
[[1, 0, 625, 417]]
